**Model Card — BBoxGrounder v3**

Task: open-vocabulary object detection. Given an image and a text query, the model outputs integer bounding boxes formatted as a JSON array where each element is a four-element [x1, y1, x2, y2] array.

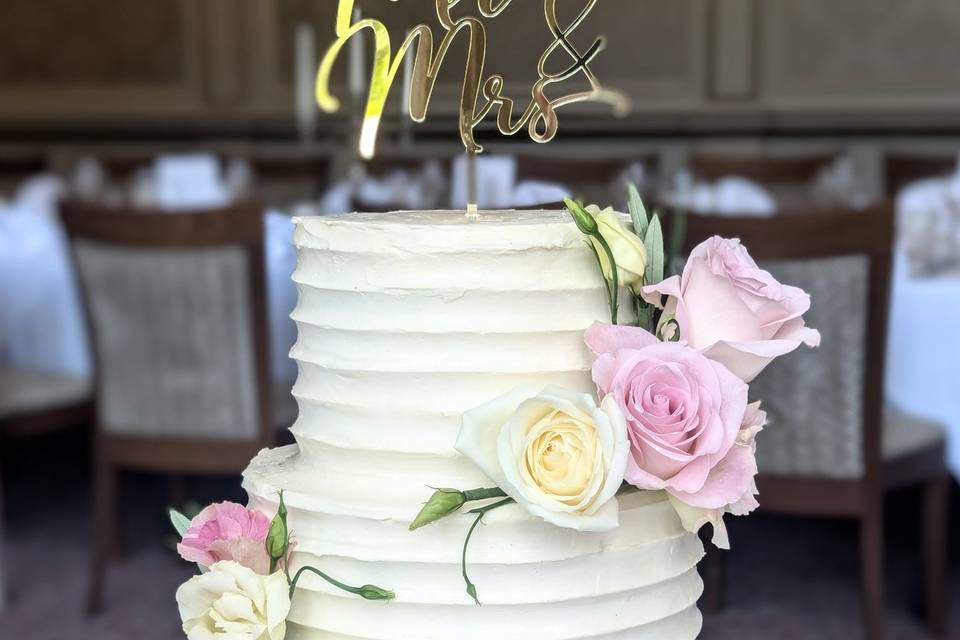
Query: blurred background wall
[[1, 0, 959, 189]]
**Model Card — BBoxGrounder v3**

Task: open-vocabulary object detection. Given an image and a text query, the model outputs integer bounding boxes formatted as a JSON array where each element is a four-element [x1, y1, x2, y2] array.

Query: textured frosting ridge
[[243, 210, 704, 639]]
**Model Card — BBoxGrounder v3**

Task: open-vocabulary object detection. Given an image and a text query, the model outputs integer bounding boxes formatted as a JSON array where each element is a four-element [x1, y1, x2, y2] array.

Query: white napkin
[[511, 180, 570, 207], [810, 155, 871, 210], [154, 153, 229, 211], [668, 170, 776, 216], [69, 157, 107, 202], [13, 174, 66, 217], [896, 160, 960, 278], [450, 155, 516, 209]]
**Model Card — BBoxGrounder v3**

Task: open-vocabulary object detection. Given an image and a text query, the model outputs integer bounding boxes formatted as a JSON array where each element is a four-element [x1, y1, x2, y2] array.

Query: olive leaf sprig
[[626, 184, 663, 332], [409, 487, 514, 605]]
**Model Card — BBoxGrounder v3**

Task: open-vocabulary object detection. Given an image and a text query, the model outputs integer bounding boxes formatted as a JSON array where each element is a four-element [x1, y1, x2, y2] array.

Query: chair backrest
[[671, 206, 894, 481], [884, 153, 957, 197], [688, 152, 842, 210], [60, 201, 272, 446]]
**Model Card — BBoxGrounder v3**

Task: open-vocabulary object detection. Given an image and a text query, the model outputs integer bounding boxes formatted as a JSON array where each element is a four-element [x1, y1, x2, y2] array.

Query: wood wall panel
[[2, 0, 960, 130], [0, 0, 185, 84], [254, 0, 705, 120], [763, 0, 960, 108], [0, 0, 205, 120]]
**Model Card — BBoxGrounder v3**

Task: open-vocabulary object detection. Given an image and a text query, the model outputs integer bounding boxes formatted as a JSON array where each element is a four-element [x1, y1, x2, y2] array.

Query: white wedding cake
[[243, 210, 705, 639]]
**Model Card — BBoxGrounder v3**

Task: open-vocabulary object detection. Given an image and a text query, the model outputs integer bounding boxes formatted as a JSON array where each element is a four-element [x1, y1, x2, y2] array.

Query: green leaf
[[169, 509, 192, 538], [645, 213, 665, 286], [667, 208, 688, 276], [635, 303, 653, 333], [627, 183, 648, 238]]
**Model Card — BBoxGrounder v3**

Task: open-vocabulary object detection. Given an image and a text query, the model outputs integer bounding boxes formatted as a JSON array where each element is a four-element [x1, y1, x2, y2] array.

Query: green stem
[[592, 232, 619, 325], [283, 541, 292, 585], [462, 487, 508, 502], [461, 497, 514, 605], [288, 565, 394, 601]]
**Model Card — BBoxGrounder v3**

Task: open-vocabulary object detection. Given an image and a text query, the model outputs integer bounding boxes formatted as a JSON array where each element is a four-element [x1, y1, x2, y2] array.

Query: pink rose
[[668, 401, 766, 548], [643, 236, 820, 382], [585, 323, 753, 518], [176, 502, 271, 574]]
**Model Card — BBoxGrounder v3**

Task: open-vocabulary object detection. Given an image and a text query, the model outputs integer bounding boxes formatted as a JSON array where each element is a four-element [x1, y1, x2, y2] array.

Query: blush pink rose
[[177, 502, 271, 575], [643, 236, 820, 382], [585, 323, 754, 520]]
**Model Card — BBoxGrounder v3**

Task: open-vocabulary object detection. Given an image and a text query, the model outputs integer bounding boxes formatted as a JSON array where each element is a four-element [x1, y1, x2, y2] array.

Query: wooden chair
[[672, 206, 949, 639], [61, 201, 296, 613], [884, 153, 957, 198], [689, 152, 838, 184]]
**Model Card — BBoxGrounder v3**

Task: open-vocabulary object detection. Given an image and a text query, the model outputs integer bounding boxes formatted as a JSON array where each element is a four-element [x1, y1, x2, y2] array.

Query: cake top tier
[[293, 209, 586, 253]]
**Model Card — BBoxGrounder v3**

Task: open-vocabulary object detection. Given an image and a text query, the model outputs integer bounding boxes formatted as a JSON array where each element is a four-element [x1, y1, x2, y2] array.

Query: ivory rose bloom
[[586, 205, 647, 291], [643, 236, 820, 382], [456, 385, 630, 532], [585, 323, 755, 546], [177, 502, 271, 575], [176, 561, 290, 640]]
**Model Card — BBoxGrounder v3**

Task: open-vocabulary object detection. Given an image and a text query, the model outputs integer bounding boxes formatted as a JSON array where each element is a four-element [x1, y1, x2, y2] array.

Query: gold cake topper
[[316, 0, 630, 159]]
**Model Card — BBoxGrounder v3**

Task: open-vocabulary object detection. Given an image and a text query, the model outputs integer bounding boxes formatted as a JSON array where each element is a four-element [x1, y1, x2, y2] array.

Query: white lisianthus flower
[[586, 205, 648, 291], [176, 561, 290, 640], [456, 385, 630, 532]]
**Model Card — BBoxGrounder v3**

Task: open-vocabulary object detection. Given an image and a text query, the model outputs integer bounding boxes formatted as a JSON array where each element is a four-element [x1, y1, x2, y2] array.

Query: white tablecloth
[[885, 248, 960, 477]]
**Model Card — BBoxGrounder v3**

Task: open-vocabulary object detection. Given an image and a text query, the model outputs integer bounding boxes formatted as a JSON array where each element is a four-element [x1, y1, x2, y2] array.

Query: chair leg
[[859, 507, 885, 640], [0, 462, 7, 614], [698, 529, 726, 612], [86, 457, 118, 615], [923, 475, 949, 636]]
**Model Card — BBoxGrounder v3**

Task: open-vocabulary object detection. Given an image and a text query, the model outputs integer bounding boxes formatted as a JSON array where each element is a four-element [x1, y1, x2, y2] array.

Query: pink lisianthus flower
[[585, 322, 764, 548], [177, 502, 272, 575], [643, 236, 820, 382]]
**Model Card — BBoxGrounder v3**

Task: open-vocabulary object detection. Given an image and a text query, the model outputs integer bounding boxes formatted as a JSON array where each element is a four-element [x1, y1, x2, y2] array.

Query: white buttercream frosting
[[243, 210, 703, 639]]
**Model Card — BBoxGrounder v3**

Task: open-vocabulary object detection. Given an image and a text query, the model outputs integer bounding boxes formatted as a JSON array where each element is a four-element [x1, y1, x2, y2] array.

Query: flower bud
[[265, 491, 289, 564], [409, 488, 466, 531], [564, 198, 599, 235], [358, 584, 396, 601]]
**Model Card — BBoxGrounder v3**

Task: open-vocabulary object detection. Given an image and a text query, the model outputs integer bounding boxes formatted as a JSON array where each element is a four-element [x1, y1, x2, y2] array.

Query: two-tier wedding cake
[[243, 210, 705, 639]]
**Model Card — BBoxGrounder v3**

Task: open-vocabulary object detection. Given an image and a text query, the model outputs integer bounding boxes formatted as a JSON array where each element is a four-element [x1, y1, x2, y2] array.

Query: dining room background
[[1, 1, 959, 639]]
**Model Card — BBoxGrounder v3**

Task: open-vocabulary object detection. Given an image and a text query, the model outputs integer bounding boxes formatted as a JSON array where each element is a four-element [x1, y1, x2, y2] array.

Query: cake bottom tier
[[245, 446, 705, 640]]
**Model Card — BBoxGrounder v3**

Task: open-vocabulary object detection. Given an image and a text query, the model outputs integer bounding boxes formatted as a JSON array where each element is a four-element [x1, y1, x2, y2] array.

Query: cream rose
[[456, 385, 630, 532], [586, 205, 648, 291], [176, 561, 290, 640]]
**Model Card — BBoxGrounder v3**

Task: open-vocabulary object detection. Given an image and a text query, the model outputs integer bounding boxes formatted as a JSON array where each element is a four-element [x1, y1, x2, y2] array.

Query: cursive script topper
[[316, 0, 630, 159]]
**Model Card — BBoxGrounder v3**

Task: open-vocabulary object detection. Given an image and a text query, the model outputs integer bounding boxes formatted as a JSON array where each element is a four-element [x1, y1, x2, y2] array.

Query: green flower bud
[[409, 488, 466, 531], [358, 584, 396, 601], [265, 491, 289, 563], [564, 198, 599, 236]]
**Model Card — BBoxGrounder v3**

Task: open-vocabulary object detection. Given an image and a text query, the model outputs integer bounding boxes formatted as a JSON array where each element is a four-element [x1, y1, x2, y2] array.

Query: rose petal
[[584, 322, 660, 357]]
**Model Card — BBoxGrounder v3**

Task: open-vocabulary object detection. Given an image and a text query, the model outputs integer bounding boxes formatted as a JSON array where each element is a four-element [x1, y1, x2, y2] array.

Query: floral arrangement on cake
[[170, 494, 393, 639], [410, 186, 821, 603]]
